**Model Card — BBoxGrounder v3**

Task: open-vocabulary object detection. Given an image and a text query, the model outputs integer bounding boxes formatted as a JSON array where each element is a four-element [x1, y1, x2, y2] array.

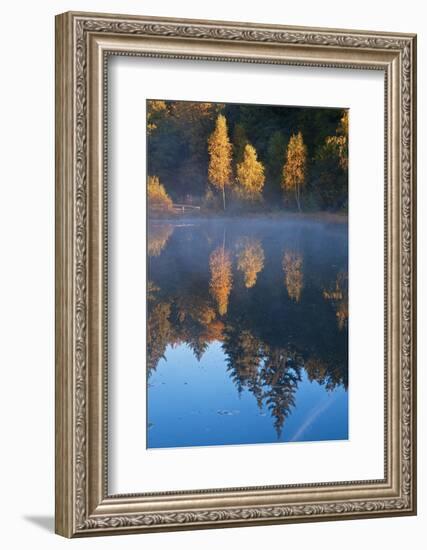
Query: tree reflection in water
[[147, 223, 174, 257], [236, 237, 265, 288], [261, 348, 303, 437], [323, 271, 349, 331], [147, 219, 348, 441], [282, 250, 303, 302], [209, 246, 233, 316]]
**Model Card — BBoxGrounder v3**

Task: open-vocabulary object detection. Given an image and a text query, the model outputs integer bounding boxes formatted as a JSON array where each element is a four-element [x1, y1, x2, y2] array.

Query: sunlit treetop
[[236, 144, 265, 202]]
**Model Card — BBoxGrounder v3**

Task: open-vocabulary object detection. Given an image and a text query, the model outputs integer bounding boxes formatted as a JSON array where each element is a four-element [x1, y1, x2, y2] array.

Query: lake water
[[147, 217, 348, 448]]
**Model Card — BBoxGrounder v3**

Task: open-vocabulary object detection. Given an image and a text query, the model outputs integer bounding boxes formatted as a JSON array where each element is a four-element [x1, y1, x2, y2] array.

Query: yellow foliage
[[325, 135, 347, 170], [236, 144, 265, 201], [208, 115, 233, 209], [147, 280, 160, 300], [339, 111, 349, 136], [203, 319, 225, 342], [209, 247, 233, 316], [147, 224, 174, 257], [323, 271, 348, 330], [236, 238, 265, 288], [282, 251, 304, 302], [176, 297, 217, 327], [323, 288, 343, 301], [323, 111, 349, 170], [336, 301, 349, 331], [147, 100, 167, 133], [147, 175, 173, 212], [148, 100, 167, 112], [283, 132, 307, 210]]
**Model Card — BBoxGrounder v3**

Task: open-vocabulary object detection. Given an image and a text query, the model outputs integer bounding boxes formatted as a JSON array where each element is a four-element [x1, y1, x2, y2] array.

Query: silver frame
[[55, 11, 417, 537]]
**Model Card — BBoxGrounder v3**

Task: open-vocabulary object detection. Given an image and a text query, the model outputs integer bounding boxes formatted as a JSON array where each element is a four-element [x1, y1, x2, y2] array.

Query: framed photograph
[[55, 11, 417, 537]]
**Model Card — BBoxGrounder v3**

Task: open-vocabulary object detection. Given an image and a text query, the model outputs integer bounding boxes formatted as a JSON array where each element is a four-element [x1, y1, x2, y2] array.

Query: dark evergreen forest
[[147, 100, 348, 213]]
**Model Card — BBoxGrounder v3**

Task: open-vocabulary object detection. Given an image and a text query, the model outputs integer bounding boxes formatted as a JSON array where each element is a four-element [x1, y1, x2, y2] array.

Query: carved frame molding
[[55, 12, 416, 537]]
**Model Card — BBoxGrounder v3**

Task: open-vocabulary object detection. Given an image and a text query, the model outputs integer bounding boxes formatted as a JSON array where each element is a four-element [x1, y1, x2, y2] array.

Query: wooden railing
[[172, 204, 201, 213]]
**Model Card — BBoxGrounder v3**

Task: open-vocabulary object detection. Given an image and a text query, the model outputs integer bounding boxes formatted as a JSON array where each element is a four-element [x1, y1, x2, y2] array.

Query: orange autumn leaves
[[208, 239, 346, 333], [147, 223, 174, 257], [282, 132, 307, 212], [323, 271, 348, 330], [209, 247, 233, 316], [149, 224, 346, 330], [209, 238, 265, 316], [206, 114, 307, 210], [147, 284, 226, 372], [208, 240, 304, 315], [235, 145, 265, 202], [147, 103, 348, 213], [323, 111, 349, 171], [208, 115, 233, 210], [147, 175, 173, 213], [236, 238, 265, 289], [208, 116, 266, 209], [148, 228, 347, 374], [282, 251, 304, 303]]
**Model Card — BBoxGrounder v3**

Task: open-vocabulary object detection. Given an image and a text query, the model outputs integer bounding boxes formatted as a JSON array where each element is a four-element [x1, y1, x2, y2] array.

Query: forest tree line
[[147, 100, 348, 213]]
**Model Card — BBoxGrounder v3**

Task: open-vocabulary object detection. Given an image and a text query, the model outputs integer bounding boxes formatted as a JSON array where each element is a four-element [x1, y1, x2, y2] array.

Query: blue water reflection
[[147, 218, 348, 448]]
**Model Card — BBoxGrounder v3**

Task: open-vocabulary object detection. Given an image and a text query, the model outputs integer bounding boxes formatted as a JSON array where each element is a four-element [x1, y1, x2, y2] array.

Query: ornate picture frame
[[55, 11, 417, 537]]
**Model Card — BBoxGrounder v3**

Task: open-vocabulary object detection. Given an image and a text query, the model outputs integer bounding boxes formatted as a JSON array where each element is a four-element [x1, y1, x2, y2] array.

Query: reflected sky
[[148, 342, 348, 448]]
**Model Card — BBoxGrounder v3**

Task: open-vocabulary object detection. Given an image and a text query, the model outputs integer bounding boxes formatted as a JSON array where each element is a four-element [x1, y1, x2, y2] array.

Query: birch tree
[[208, 115, 233, 210]]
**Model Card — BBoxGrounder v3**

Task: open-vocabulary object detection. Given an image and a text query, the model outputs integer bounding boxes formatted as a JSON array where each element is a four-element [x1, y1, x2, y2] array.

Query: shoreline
[[150, 211, 348, 224]]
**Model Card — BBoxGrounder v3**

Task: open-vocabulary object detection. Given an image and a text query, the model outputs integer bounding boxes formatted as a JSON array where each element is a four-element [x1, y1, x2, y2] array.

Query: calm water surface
[[147, 217, 348, 448]]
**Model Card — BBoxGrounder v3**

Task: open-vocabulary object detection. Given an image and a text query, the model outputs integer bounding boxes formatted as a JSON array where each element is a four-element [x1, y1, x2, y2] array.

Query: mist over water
[[147, 217, 348, 448]]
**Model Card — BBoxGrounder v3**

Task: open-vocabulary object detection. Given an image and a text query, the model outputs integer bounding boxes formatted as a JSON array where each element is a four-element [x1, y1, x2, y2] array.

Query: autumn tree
[[147, 100, 347, 211], [209, 246, 233, 315], [328, 110, 349, 170], [147, 175, 173, 212], [147, 223, 174, 257], [223, 327, 264, 402], [147, 100, 167, 134], [320, 111, 349, 170], [282, 132, 307, 211], [208, 114, 233, 210], [312, 110, 348, 210], [148, 101, 218, 201], [261, 347, 302, 437], [236, 238, 265, 288], [305, 355, 347, 391], [167, 291, 226, 362], [282, 251, 304, 302], [323, 271, 348, 331], [147, 284, 173, 374], [236, 144, 265, 202]]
